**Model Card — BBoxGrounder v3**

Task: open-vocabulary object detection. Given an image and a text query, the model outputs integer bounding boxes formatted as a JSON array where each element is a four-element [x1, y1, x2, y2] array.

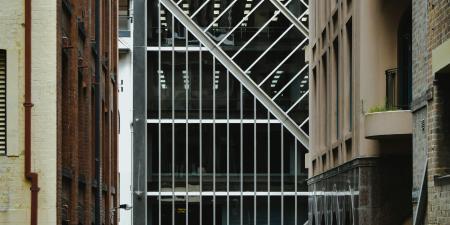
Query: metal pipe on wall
[[24, 1, 40, 225]]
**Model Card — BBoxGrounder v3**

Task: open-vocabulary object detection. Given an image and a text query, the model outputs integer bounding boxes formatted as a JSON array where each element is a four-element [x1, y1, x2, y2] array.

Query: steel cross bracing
[[160, 0, 310, 149]]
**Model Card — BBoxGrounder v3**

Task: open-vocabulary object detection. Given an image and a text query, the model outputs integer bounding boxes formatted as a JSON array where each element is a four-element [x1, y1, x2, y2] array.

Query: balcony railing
[[385, 68, 398, 109], [386, 68, 410, 110], [364, 68, 413, 139]]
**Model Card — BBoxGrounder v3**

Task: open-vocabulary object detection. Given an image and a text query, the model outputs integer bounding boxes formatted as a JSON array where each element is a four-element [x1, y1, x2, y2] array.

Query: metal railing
[[385, 68, 410, 110], [385, 68, 411, 110], [385, 68, 398, 110]]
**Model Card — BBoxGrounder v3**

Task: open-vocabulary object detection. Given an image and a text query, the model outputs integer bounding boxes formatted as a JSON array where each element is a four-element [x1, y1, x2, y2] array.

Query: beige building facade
[[0, 0, 58, 225], [307, 0, 413, 224]]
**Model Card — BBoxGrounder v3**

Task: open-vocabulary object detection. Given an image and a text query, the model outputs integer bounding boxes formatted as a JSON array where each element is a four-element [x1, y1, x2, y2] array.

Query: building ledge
[[365, 110, 412, 139], [434, 174, 450, 185]]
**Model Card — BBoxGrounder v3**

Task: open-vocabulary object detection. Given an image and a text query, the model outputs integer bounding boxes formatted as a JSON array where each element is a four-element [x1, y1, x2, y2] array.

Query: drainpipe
[[24, 1, 40, 225], [94, 0, 101, 224]]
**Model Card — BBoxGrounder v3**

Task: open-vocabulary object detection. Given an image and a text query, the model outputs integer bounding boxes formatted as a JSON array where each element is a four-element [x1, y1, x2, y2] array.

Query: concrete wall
[[0, 0, 57, 224], [308, 0, 410, 175], [356, 0, 409, 157], [308, 0, 413, 224], [32, 0, 58, 224]]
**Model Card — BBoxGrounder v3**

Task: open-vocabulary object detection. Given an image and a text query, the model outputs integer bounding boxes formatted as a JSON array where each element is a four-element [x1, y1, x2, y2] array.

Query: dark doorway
[[397, 5, 412, 110]]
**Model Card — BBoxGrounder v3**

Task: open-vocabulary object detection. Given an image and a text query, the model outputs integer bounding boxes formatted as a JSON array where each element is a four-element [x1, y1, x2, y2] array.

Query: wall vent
[[0, 50, 7, 155]]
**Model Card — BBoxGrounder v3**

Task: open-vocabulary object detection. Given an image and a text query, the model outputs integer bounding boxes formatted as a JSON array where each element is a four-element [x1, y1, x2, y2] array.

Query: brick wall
[[411, 0, 429, 214], [0, 0, 118, 224], [57, 0, 119, 224], [412, 0, 450, 224]]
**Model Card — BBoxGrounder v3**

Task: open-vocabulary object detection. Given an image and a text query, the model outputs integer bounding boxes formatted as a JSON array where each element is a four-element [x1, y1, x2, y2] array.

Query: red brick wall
[[57, 0, 119, 224]]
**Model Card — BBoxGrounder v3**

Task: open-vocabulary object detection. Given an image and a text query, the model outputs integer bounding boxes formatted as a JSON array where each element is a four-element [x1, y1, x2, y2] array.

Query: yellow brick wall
[[0, 0, 57, 224]]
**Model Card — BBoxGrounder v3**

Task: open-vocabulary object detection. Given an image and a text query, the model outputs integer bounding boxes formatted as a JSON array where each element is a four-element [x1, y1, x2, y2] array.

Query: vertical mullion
[[226, 70, 230, 225], [213, 57, 216, 225], [185, 29, 189, 225], [281, 126, 284, 225], [267, 111, 270, 225], [240, 84, 243, 225], [295, 140, 298, 225], [158, 3, 162, 225], [199, 43, 203, 225], [171, 13, 175, 225], [253, 98, 256, 225]]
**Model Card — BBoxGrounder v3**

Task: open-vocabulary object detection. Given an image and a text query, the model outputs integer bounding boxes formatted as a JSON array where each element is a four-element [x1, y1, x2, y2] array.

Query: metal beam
[[217, 0, 266, 46], [299, 117, 309, 128], [160, 0, 309, 149], [132, 0, 147, 224], [204, 0, 238, 32], [231, 0, 293, 59], [190, 0, 210, 18], [268, 0, 308, 37], [286, 90, 309, 114], [258, 39, 306, 87], [245, 23, 295, 73], [272, 64, 308, 100], [147, 191, 360, 196]]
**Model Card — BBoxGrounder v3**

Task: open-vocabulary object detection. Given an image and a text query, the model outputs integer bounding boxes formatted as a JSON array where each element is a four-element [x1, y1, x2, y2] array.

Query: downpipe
[[24, 1, 40, 225]]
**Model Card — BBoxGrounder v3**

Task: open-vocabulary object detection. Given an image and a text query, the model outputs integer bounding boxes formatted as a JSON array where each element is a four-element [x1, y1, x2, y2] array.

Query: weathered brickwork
[[0, 0, 118, 224], [412, 109, 427, 203], [412, 0, 450, 224], [57, 0, 119, 224]]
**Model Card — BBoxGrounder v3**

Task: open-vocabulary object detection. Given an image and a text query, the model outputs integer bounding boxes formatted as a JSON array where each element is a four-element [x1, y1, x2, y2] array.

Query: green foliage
[[367, 103, 399, 113]]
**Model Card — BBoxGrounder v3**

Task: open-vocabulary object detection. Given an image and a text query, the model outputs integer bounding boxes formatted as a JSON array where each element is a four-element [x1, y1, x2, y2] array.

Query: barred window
[[0, 49, 6, 155]]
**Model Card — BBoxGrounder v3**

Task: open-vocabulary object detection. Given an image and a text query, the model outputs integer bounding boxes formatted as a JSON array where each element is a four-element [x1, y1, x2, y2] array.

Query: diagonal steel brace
[[160, 0, 309, 150], [268, 0, 308, 37]]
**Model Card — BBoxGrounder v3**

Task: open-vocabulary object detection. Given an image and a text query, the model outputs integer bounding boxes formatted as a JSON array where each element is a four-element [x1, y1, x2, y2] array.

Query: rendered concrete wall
[[308, 0, 410, 175], [32, 0, 58, 224], [308, 0, 413, 224], [0, 0, 28, 224], [0, 0, 57, 225], [364, 110, 412, 139]]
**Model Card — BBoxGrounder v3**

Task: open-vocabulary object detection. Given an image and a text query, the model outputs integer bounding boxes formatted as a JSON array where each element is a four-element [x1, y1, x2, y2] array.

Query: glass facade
[[143, 0, 310, 224]]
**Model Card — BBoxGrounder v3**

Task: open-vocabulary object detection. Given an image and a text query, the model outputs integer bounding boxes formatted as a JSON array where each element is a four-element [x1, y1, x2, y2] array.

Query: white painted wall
[[0, 0, 57, 224], [118, 1, 134, 223], [118, 43, 133, 225]]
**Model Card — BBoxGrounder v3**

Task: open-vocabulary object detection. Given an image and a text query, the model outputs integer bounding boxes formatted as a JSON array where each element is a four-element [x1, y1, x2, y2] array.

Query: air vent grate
[[0, 50, 6, 155]]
